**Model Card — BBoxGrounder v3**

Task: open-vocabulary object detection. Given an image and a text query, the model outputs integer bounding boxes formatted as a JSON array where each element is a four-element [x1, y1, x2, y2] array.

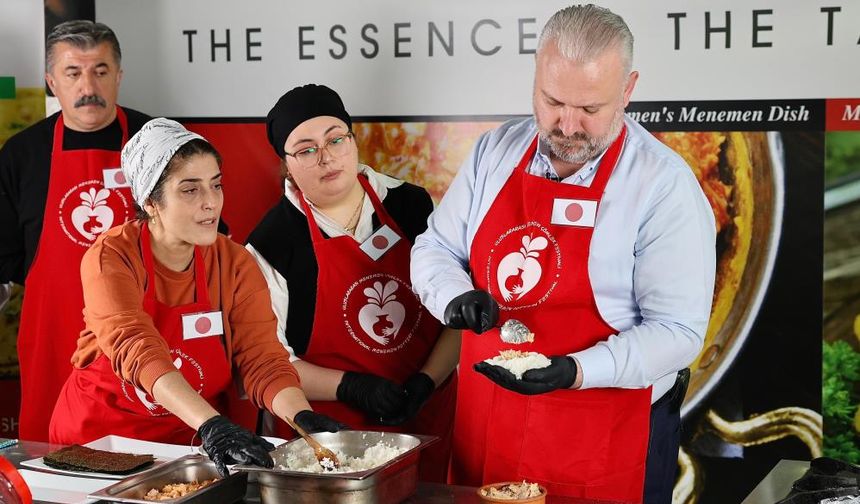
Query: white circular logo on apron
[[121, 349, 204, 417], [58, 180, 131, 247], [343, 273, 421, 354], [486, 221, 562, 310]]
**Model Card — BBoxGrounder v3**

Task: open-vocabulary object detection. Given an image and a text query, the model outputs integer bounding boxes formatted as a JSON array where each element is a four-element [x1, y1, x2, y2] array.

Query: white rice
[[277, 442, 406, 473], [484, 350, 551, 379]]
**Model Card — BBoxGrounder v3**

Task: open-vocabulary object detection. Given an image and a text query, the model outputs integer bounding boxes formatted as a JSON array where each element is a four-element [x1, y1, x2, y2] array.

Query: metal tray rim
[[235, 432, 438, 480], [87, 454, 244, 503]]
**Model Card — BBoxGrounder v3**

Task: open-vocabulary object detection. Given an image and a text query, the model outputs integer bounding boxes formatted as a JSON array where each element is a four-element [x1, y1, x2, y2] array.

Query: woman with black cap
[[48, 118, 345, 476], [246, 84, 459, 481]]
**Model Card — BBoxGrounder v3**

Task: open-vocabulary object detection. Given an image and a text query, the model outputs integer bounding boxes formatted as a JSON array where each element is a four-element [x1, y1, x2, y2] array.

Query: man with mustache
[[411, 5, 715, 503], [0, 20, 151, 441]]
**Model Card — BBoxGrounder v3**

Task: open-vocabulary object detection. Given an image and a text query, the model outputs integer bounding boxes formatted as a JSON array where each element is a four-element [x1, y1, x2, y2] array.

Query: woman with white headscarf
[[48, 118, 345, 476]]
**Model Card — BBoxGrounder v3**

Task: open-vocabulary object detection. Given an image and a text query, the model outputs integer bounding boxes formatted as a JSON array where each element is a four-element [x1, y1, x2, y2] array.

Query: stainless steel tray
[[236, 431, 437, 504], [88, 454, 247, 503]]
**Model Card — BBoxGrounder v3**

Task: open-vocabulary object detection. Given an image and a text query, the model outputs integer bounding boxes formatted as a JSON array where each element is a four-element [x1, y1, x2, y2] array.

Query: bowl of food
[[477, 480, 547, 503]]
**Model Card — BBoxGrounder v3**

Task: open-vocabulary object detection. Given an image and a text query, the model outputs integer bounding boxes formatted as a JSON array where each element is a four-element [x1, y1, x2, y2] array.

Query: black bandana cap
[[266, 84, 352, 158]]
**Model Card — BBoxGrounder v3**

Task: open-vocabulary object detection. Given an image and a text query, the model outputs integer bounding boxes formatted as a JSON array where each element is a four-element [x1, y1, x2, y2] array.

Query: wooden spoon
[[283, 416, 341, 471]]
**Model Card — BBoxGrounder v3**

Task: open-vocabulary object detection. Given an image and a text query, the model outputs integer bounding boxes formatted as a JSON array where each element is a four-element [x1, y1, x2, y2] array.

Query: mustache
[[74, 95, 106, 108]]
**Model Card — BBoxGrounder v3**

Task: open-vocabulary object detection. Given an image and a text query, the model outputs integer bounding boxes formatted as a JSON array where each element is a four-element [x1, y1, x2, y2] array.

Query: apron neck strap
[[52, 114, 65, 153], [192, 246, 209, 305], [52, 105, 129, 153], [116, 105, 129, 144], [355, 173, 406, 237], [140, 221, 209, 305], [296, 189, 325, 243], [589, 125, 627, 195], [297, 173, 405, 243], [515, 136, 540, 176]]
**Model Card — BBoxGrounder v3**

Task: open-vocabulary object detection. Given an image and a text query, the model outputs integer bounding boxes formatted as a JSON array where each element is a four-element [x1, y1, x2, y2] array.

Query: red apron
[[281, 174, 456, 482], [17, 109, 135, 442], [49, 222, 232, 445], [452, 127, 652, 502]]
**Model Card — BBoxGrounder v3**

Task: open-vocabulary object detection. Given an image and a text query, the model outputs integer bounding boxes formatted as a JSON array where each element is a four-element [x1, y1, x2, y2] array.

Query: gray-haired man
[[411, 5, 715, 503], [0, 20, 151, 441]]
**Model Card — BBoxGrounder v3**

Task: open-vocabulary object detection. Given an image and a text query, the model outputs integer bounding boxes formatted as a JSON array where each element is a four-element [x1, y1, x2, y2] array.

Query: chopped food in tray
[[143, 478, 218, 501], [481, 480, 543, 499], [42, 444, 154, 475], [484, 350, 551, 379]]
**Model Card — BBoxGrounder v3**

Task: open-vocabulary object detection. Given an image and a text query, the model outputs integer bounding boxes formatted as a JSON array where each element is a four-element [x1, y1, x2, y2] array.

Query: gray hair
[[46, 20, 122, 73], [538, 4, 634, 75]]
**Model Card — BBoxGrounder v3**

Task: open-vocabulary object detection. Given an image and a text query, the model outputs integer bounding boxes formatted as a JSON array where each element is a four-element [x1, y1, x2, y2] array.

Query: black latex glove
[[383, 372, 436, 425], [443, 289, 499, 333], [293, 410, 350, 434], [473, 356, 578, 395], [403, 372, 435, 418], [197, 415, 275, 477], [336, 371, 408, 422]]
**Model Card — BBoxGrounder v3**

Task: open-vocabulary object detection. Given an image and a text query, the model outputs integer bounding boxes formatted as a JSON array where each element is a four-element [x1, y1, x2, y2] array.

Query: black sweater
[[0, 107, 151, 284], [246, 181, 434, 357]]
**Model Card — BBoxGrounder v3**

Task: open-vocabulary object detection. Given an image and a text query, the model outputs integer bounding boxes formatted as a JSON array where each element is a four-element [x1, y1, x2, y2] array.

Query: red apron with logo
[[280, 174, 456, 482], [17, 109, 135, 442], [49, 222, 232, 445], [451, 127, 652, 502]]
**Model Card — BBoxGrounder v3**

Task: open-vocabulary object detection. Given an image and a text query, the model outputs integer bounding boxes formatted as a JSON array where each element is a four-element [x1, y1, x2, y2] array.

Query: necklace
[[342, 193, 364, 234]]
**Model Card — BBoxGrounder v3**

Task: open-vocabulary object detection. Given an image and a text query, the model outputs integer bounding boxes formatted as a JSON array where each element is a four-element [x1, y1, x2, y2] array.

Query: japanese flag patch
[[551, 198, 598, 228], [103, 167, 130, 188], [182, 311, 224, 340], [359, 224, 401, 261]]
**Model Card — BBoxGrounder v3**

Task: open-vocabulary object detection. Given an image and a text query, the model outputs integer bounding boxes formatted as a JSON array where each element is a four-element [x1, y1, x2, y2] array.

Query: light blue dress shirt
[[411, 116, 717, 402]]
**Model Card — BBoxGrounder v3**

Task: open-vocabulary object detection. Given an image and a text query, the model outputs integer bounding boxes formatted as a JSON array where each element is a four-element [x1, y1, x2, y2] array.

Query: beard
[[538, 108, 625, 165]]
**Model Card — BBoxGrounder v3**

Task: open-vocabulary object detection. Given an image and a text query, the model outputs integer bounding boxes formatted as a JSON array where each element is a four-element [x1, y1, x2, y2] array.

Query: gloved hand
[[473, 355, 578, 395], [382, 372, 436, 425], [443, 289, 499, 333], [403, 372, 435, 418], [336, 371, 408, 422], [197, 415, 275, 477], [294, 409, 350, 433]]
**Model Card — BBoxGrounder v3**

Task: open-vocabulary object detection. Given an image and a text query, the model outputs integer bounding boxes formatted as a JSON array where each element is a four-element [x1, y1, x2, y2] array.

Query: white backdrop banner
[[1, 0, 45, 87], [96, 0, 859, 118]]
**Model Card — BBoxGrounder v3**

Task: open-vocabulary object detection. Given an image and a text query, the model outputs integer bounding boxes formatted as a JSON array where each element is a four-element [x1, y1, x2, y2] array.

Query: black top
[[246, 181, 434, 357], [0, 108, 151, 284]]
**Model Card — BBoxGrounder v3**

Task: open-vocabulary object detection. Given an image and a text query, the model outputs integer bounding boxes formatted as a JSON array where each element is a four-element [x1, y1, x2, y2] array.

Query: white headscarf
[[121, 118, 206, 207]]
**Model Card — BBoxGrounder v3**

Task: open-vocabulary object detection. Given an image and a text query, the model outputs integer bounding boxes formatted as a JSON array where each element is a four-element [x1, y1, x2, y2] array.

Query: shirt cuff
[[138, 358, 182, 395], [571, 344, 616, 390], [262, 376, 302, 411], [427, 281, 474, 323]]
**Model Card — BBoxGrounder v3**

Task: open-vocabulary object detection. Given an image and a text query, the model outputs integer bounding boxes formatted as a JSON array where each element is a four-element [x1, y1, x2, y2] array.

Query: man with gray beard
[[410, 5, 715, 503], [0, 20, 150, 441]]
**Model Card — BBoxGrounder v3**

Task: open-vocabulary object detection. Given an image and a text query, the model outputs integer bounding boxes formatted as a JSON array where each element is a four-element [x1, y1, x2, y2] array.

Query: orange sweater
[[71, 220, 300, 412]]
